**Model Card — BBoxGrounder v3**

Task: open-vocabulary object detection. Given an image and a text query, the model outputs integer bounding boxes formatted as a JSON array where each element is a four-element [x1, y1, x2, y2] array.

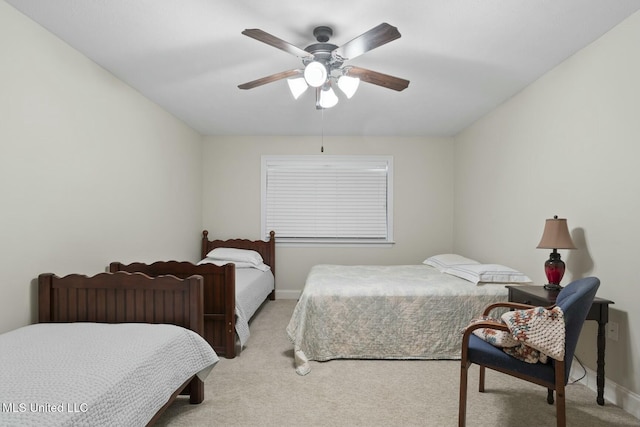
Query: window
[[261, 155, 393, 245]]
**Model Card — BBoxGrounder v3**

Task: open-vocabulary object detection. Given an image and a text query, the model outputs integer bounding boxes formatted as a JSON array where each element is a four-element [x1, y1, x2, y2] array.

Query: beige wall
[[0, 2, 203, 333], [454, 10, 640, 409], [202, 135, 454, 298]]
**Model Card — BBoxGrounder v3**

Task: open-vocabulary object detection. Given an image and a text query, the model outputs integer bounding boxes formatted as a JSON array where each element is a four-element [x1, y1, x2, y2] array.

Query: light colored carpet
[[156, 300, 639, 427]]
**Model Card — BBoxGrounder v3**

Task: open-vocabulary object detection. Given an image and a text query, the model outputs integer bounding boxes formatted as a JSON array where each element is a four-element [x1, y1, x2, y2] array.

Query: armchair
[[458, 277, 600, 427]]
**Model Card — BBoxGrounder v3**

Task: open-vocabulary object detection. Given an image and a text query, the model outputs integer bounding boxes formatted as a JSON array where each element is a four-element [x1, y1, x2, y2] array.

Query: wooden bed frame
[[38, 271, 206, 425], [109, 230, 276, 359]]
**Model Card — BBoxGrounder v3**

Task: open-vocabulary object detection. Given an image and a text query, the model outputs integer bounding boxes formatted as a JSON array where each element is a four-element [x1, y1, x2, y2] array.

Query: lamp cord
[[569, 355, 587, 385]]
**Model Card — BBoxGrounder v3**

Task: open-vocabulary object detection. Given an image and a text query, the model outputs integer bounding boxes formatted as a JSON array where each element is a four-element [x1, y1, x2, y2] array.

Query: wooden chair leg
[[459, 361, 469, 427], [555, 361, 566, 427], [547, 388, 554, 404], [556, 384, 566, 427], [479, 365, 485, 392]]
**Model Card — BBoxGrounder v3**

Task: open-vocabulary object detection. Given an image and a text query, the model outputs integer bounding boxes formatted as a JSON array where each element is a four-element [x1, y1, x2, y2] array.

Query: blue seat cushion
[[467, 335, 555, 385]]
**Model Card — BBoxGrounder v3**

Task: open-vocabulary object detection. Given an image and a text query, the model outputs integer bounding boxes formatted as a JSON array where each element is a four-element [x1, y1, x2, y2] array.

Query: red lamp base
[[543, 250, 565, 291]]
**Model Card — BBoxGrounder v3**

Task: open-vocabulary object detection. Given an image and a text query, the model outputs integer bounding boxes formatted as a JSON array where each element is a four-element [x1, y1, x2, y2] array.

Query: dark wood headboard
[[201, 230, 276, 281], [38, 271, 204, 334]]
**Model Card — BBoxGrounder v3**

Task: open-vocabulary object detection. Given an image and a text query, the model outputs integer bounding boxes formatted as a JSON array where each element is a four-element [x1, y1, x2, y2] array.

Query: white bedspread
[[286, 264, 510, 375], [235, 268, 275, 347], [0, 323, 219, 426]]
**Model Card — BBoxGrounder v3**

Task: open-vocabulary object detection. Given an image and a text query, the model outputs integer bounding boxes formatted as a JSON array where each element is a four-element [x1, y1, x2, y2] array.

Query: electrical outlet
[[607, 321, 619, 341]]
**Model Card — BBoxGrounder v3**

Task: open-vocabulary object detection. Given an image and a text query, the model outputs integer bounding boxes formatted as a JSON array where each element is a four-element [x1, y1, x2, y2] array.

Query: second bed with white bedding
[[234, 267, 275, 346], [110, 232, 277, 358]]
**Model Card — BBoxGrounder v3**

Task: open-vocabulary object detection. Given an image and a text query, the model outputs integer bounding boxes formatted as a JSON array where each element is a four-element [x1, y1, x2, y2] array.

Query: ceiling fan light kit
[[303, 61, 328, 87], [239, 23, 409, 109], [287, 77, 308, 99], [319, 85, 339, 109], [337, 74, 360, 99]]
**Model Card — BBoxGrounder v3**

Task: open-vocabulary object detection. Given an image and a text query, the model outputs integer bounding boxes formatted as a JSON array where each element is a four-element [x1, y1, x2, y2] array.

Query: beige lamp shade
[[537, 216, 576, 250]]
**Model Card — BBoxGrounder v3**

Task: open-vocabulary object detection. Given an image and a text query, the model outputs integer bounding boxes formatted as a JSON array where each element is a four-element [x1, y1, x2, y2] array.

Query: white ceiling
[[6, 1, 640, 137]]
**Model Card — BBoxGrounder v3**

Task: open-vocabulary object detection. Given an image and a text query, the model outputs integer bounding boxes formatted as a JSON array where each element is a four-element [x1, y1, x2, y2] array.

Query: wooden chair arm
[[461, 319, 510, 346], [482, 301, 556, 316], [462, 319, 509, 334]]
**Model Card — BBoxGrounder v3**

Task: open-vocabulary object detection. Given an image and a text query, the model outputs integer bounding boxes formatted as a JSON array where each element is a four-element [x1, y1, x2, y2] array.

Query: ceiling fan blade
[[238, 69, 302, 90], [333, 23, 401, 61], [242, 29, 312, 59], [347, 66, 410, 92]]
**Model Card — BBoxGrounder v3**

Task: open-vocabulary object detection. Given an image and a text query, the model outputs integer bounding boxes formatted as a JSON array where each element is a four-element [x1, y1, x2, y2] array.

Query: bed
[[110, 230, 276, 358], [0, 271, 219, 426], [286, 255, 532, 375]]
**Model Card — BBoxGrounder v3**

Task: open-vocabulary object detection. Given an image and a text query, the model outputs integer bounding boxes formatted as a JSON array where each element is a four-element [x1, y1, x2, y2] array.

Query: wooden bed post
[[37, 273, 53, 323], [187, 275, 204, 337], [186, 275, 205, 405], [268, 230, 276, 300], [201, 230, 210, 259]]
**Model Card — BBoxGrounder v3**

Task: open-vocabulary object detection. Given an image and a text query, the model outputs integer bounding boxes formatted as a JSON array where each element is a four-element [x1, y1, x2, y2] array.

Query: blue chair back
[[554, 277, 600, 382]]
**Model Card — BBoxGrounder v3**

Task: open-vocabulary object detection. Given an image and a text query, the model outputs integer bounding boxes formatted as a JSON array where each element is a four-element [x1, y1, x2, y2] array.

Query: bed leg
[[189, 378, 204, 404]]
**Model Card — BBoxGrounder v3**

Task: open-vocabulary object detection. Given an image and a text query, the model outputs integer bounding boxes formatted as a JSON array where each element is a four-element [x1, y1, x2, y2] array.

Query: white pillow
[[197, 257, 271, 272], [423, 254, 480, 272], [443, 264, 532, 285], [205, 247, 264, 266]]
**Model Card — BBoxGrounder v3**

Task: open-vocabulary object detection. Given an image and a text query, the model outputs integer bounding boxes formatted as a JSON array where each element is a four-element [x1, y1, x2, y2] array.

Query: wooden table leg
[[596, 320, 607, 405]]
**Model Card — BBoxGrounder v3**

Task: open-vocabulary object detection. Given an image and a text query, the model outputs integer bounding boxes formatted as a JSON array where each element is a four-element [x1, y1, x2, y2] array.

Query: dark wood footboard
[[109, 261, 237, 358]]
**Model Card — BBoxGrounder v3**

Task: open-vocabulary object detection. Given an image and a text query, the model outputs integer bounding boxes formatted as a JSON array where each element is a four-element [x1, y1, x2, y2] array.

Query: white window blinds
[[262, 155, 393, 244]]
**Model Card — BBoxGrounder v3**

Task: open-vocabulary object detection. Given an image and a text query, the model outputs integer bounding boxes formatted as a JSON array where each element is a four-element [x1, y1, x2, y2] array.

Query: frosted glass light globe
[[304, 62, 328, 87]]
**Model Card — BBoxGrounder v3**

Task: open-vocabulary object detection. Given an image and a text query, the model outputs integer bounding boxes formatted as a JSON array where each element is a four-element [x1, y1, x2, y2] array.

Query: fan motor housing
[[303, 44, 342, 68], [303, 26, 343, 68]]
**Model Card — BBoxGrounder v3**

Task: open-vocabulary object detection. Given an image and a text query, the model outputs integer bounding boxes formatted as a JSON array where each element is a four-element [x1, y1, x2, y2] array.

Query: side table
[[506, 285, 614, 406]]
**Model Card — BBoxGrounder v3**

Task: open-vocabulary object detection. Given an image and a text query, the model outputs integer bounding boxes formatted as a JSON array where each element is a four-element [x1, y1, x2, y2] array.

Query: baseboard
[[570, 361, 640, 420], [275, 289, 301, 300]]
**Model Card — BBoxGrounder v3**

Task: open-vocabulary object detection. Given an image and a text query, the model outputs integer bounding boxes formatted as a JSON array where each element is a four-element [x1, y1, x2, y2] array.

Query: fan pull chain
[[321, 107, 324, 153]]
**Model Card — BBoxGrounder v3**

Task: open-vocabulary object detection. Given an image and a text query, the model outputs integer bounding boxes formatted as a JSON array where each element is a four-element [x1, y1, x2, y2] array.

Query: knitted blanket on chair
[[468, 306, 565, 364]]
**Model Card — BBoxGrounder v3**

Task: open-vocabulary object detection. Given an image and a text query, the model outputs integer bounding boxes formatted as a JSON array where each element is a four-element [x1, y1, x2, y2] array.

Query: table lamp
[[536, 215, 576, 291]]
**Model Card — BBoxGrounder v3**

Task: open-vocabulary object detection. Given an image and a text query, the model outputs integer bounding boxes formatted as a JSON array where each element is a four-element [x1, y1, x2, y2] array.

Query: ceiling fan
[[238, 23, 410, 109]]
